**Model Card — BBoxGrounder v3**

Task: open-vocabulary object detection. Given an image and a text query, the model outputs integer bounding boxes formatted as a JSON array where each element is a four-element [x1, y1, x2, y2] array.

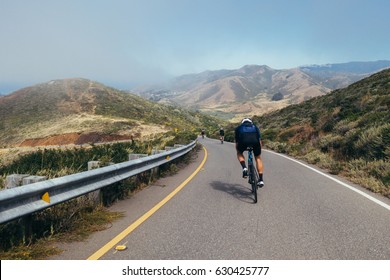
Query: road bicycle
[[247, 147, 260, 203]]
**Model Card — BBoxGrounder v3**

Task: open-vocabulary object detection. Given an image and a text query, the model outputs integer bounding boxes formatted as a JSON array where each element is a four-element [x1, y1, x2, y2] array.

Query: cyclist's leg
[[236, 143, 246, 164], [252, 143, 262, 173], [254, 155, 263, 174], [253, 144, 264, 186], [236, 143, 248, 177], [254, 156, 264, 187]]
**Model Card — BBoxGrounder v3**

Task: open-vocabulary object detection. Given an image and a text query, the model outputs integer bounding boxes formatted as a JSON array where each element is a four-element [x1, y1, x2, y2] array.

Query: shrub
[[355, 124, 390, 160], [262, 129, 278, 142], [303, 150, 329, 165]]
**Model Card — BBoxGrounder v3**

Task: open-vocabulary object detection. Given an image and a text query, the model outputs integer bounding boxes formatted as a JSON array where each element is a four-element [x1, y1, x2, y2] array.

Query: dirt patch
[[75, 133, 134, 145]]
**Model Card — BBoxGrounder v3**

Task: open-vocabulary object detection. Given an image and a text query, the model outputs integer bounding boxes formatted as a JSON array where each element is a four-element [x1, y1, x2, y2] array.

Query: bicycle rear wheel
[[249, 164, 257, 203]]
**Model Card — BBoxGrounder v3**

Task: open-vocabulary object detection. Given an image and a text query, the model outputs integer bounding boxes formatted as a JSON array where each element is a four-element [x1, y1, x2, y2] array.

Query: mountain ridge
[[135, 60, 390, 121]]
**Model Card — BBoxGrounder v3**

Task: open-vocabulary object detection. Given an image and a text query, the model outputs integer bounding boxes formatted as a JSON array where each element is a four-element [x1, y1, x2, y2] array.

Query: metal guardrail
[[0, 140, 197, 224]]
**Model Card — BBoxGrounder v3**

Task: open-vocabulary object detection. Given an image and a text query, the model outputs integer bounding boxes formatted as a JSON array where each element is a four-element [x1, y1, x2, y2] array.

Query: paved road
[[50, 136, 390, 260]]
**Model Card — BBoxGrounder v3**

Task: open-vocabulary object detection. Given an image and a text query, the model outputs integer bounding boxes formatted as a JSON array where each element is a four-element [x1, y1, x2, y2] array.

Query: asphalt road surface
[[50, 136, 390, 260]]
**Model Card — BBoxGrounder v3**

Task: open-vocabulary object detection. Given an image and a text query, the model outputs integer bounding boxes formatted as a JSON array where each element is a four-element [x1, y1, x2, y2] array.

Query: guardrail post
[[7, 176, 49, 245], [87, 160, 115, 206], [174, 144, 184, 148], [3, 174, 33, 244], [151, 148, 164, 182], [151, 147, 158, 155], [5, 174, 30, 189], [129, 153, 148, 161], [21, 215, 33, 245], [88, 161, 101, 170], [129, 153, 159, 186], [22, 176, 47, 185], [21, 176, 47, 244], [87, 161, 103, 205]]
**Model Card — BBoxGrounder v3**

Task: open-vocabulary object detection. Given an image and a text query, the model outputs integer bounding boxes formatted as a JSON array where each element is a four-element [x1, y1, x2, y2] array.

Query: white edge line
[[264, 149, 390, 211]]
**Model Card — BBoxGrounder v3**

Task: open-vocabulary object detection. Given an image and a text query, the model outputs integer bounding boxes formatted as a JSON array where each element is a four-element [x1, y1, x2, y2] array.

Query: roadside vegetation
[[0, 130, 197, 181]]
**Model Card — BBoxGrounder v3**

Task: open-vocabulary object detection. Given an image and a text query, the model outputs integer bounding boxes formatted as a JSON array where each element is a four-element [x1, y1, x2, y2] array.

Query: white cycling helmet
[[241, 118, 253, 124]]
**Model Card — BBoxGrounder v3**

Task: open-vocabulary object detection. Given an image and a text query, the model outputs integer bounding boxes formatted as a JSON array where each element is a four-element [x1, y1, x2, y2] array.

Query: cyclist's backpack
[[238, 123, 259, 145]]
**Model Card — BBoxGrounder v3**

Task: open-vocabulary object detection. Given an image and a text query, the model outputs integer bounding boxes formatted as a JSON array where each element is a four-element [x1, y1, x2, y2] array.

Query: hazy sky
[[1, 0, 389, 93]]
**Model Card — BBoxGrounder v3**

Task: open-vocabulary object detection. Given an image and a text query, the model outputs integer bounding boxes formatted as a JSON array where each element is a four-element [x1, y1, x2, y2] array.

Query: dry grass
[[0, 206, 123, 260], [264, 140, 389, 198], [1, 113, 169, 148], [296, 148, 389, 197]]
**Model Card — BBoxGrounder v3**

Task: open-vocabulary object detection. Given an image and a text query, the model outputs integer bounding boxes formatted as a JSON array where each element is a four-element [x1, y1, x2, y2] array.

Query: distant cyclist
[[219, 127, 225, 143], [201, 128, 205, 139], [234, 118, 264, 187]]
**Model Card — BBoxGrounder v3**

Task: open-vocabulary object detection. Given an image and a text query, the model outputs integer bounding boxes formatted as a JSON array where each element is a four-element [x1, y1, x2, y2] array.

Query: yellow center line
[[87, 146, 208, 260]]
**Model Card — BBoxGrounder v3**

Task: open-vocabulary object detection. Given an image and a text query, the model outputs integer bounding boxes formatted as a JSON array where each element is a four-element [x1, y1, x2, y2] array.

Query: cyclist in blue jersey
[[235, 118, 264, 187]]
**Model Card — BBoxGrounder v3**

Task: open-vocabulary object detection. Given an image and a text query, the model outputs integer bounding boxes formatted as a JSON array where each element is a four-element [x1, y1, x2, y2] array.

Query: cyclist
[[219, 127, 225, 143], [201, 128, 205, 139], [234, 118, 264, 187]]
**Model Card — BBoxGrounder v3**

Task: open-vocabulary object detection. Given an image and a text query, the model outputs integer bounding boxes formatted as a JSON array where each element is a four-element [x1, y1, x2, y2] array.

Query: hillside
[[256, 68, 390, 147], [0, 78, 222, 148], [137, 65, 330, 121], [252, 69, 390, 197], [135, 61, 390, 122]]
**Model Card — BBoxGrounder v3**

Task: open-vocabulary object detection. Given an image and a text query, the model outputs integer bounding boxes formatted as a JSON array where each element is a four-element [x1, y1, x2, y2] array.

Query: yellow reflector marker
[[115, 245, 127, 251], [42, 192, 50, 203]]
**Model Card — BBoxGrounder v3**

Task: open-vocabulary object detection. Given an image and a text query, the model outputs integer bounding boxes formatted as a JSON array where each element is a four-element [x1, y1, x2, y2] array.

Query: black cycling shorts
[[236, 142, 261, 156]]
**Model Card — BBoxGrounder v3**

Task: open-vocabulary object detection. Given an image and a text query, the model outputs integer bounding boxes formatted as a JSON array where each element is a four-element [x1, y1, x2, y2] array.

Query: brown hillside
[[0, 78, 196, 148]]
